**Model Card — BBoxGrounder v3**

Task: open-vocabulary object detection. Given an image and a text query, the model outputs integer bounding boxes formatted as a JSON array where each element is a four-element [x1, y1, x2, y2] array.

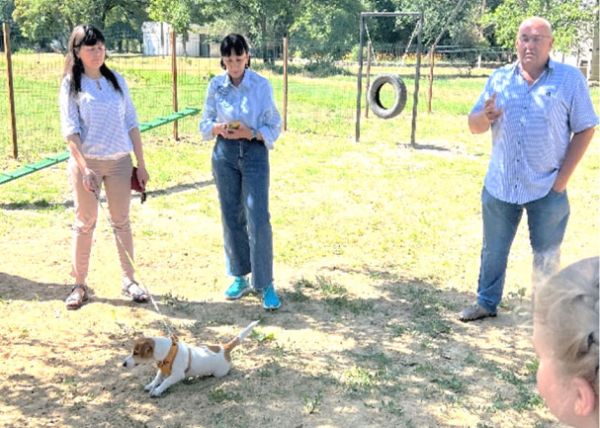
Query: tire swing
[[367, 74, 407, 119]]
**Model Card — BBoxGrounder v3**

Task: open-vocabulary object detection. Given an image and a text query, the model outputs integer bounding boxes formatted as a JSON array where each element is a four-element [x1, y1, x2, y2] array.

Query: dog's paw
[[144, 383, 154, 391], [149, 388, 164, 397]]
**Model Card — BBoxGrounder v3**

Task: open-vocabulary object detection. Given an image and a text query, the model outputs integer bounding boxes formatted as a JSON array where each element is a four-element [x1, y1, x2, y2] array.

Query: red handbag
[[131, 166, 147, 203]]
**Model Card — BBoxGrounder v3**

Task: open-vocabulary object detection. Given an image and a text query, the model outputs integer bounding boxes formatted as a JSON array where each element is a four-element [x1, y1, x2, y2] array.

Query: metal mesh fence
[[0, 24, 225, 163], [0, 24, 510, 168]]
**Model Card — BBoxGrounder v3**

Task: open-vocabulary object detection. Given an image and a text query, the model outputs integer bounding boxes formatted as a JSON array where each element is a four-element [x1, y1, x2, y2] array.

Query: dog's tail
[[223, 320, 259, 359]]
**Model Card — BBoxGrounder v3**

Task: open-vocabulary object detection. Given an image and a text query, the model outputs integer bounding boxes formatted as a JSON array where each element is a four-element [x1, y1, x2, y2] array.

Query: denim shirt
[[471, 59, 598, 204], [199, 69, 281, 150]]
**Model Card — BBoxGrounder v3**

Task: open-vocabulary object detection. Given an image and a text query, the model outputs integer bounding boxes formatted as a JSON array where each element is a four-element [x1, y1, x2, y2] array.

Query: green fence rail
[[0, 107, 200, 186]]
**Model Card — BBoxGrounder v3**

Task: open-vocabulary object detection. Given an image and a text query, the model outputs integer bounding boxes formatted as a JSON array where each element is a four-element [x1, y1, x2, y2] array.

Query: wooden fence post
[[170, 29, 179, 140], [364, 41, 372, 118], [283, 35, 288, 131], [3, 22, 17, 158], [427, 47, 435, 114]]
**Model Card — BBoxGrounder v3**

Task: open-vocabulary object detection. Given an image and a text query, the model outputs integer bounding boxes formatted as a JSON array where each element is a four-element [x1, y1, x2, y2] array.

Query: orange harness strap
[[156, 336, 179, 376]]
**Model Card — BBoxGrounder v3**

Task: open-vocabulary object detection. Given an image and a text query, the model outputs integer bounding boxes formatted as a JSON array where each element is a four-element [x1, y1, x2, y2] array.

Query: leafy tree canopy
[[13, 0, 148, 49], [484, 0, 597, 52], [290, 0, 363, 61]]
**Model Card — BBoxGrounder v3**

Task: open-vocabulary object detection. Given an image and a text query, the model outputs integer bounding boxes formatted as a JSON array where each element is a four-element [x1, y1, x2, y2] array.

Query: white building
[[142, 22, 215, 57]]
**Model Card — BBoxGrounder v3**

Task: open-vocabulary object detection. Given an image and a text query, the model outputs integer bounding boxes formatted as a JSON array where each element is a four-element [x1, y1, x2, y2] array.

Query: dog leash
[[93, 187, 175, 337]]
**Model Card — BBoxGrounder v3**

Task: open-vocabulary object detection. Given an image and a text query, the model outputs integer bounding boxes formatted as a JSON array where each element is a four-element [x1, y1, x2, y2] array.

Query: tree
[[148, 0, 195, 54], [361, 0, 411, 47], [148, 0, 194, 36], [396, 0, 483, 48], [484, 0, 597, 53], [290, 0, 363, 61], [12, 0, 64, 48], [12, 0, 148, 50], [1, 0, 15, 22], [197, 0, 301, 63], [104, 3, 149, 52]]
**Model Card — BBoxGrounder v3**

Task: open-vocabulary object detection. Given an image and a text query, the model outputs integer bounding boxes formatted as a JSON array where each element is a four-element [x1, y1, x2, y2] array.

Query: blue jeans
[[212, 137, 273, 291], [477, 187, 569, 312]]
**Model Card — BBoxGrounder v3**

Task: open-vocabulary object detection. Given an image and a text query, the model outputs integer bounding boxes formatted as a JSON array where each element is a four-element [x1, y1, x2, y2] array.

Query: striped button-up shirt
[[59, 71, 139, 159], [199, 68, 281, 149], [471, 59, 598, 204]]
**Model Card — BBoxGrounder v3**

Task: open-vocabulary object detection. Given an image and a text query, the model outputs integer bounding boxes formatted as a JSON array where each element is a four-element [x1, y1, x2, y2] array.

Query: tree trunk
[[260, 15, 269, 64], [591, 8, 599, 82]]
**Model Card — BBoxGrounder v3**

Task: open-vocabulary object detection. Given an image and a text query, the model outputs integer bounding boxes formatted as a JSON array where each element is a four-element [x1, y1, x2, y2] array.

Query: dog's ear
[[140, 340, 154, 358]]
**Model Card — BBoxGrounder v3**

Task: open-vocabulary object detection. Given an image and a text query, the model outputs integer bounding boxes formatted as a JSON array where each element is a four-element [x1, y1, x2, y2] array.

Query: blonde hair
[[535, 257, 599, 394]]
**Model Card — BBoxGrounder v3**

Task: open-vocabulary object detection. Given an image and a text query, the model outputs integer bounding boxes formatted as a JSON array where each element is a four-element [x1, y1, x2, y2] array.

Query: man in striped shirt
[[459, 17, 598, 322]]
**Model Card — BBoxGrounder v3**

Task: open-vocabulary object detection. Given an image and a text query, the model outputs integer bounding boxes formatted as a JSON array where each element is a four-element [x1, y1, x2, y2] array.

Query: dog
[[122, 320, 259, 397]]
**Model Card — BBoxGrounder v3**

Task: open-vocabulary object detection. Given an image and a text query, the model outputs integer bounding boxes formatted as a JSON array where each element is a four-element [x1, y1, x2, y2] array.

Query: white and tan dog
[[123, 320, 259, 397]]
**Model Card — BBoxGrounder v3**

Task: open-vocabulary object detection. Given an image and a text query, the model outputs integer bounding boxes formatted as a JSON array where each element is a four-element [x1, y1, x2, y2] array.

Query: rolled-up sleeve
[[199, 79, 217, 140], [59, 77, 81, 139], [257, 82, 281, 150]]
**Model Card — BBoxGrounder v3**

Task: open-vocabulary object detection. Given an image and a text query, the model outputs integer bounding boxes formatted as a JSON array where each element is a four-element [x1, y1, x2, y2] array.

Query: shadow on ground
[[0, 261, 555, 427], [0, 178, 215, 211]]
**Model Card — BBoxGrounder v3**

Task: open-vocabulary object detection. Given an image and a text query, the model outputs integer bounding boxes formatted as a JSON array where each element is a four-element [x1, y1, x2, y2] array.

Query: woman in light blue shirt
[[59, 25, 150, 310], [200, 34, 282, 310]]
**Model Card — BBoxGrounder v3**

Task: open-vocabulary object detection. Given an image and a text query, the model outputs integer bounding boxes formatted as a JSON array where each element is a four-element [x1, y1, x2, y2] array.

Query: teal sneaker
[[224, 276, 250, 300], [262, 284, 281, 310]]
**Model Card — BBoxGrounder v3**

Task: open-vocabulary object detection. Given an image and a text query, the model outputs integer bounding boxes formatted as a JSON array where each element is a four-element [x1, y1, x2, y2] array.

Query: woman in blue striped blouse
[[59, 25, 150, 310], [200, 34, 282, 310]]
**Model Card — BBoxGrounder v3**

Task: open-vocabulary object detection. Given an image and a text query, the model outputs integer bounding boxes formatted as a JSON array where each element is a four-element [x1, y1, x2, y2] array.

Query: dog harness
[[156, 335, 193, 377], [157, 336, 179, 376]]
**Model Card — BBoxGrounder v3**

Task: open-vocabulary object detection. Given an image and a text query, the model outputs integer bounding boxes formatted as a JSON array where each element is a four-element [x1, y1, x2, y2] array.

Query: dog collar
[[184, 347, 192, 376], [157, 335, 179, 376]]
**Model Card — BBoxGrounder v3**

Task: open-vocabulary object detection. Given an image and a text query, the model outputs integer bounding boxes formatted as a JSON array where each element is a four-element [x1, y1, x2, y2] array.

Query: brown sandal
[[65, 284, 89, 310], [122, 280, 149, 303]]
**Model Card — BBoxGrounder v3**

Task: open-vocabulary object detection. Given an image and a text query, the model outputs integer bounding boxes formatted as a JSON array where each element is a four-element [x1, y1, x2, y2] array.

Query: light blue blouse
[[199, 68, 281, 149], [59, 71, 138, 159]]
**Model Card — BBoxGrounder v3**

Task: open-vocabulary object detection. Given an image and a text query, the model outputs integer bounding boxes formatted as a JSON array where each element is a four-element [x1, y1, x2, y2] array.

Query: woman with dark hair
[[200, 33, 282, 310], [59, 25, 149, 310]]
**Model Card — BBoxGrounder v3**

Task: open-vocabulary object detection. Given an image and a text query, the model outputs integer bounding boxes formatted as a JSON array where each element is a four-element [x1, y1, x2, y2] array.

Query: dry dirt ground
[[0, 136, 583, 428]]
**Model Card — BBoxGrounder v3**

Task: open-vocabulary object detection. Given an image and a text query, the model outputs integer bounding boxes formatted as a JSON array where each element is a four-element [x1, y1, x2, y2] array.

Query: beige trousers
[[69, 155, 134, 284]]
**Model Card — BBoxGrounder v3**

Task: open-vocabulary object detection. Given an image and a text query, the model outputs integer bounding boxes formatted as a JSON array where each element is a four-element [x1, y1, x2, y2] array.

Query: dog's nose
[[122, 361, 127, 367]]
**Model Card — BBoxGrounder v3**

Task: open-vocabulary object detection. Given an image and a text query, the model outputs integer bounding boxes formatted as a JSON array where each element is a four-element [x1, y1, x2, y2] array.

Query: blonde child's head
[[533, 257, 599, 428]]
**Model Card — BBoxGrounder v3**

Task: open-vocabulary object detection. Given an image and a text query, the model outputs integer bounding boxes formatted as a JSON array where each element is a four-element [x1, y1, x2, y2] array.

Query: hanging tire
[[367, 74, 407, 119]]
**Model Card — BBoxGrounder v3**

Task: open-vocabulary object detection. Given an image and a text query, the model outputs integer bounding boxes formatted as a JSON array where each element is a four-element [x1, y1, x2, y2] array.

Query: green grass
[[208, 387, 242, 403], [0, 54, 598, 427]]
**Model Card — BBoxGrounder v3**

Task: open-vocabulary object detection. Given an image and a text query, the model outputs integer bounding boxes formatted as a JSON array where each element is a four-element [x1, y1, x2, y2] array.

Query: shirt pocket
[[541, 90, 567, 128]]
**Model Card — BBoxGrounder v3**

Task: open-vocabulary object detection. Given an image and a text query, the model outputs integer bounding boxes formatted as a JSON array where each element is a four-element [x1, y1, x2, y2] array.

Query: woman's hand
[[136, 166, 149, 190], [82, 167, 99, 193], [225, 122, 253, 140], [213, 123, 230, 138]]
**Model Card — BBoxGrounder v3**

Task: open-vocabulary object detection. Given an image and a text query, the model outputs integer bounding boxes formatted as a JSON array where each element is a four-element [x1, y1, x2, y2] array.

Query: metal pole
[[170, 29, 179, 140], [410, 14, 423, 147], [364, 40, 372, 118], [283, 35, 288, 131], [3, 22, 17, 159], [355, 14, 364, 142]]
